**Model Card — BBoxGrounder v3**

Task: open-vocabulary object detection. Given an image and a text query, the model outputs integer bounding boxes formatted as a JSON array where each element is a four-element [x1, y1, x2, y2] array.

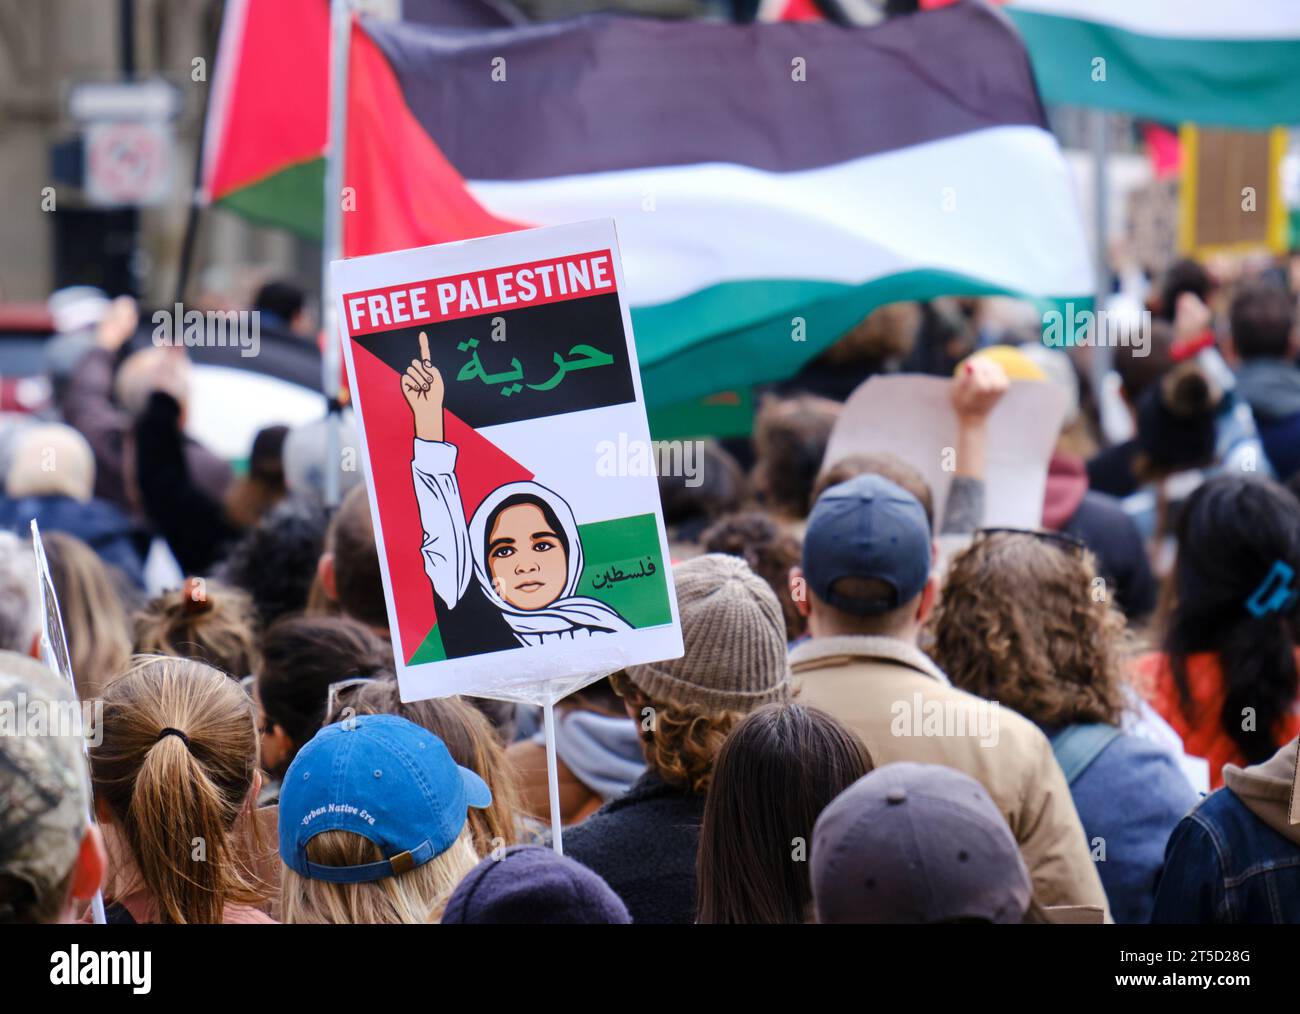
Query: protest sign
[[332, 220, 683, 706], [30, 520, 106, 924], [823, 375, 1068, 530]]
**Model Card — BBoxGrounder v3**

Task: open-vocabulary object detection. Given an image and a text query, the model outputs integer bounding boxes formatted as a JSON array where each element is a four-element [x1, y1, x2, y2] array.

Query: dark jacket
[[1234, 358, 1300, 481], [560, 770, 705, 925], [1043, 455, 1157, 620], [1151, 738, 1300, 923], [0, 493, 145, 588], [1049, 727, 1197, 924], [134, 391, 241, 575], [58, 345, 232, 516]]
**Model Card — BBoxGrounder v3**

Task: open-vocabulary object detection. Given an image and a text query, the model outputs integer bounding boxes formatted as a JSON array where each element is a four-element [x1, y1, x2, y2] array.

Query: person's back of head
[[697, 702, 872, 924], [323, 677, 519, 856], [795, 473, 934, 642], [113, 347, 191, 418], [321, 483, 388, 631], [255, 615, 390, 778], [656, 439, 746, 537], [278, 714, 490, 924], [812, 453, 935, 533], [223, 424, 289, 530], [611, 553, 792, 795], [0, 652, 106, 923], [1156, 258, 1211, 323], [1115, 320, 1175, 406], [217, 495, 330, 630], [1134, 360, 1222, 481], [5, 424, 95, 502], [1230, 280, 1296, 361], [811, 762, 1032, 924], [253, 279, 306, 331], [928, 531, 1127, 728], [699, 511, 804, 640], [133, 578, 260, 678], [1165, 476, 1300, 765], [90, 655, 266, 923], [0, 531, 38, 657], [442, 844, 631, 924], [43, 530, 133, 701], [751, 394, 841, 519]]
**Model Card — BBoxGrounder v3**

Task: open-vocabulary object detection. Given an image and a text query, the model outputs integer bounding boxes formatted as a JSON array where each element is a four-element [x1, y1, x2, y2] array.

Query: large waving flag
[[203, 1, 1092, 408], [200, 0, 518, 238], [920, 0, 1300, 128]]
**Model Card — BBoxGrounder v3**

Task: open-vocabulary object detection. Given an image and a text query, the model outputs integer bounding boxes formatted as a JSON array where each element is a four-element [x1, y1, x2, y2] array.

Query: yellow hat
[[956, 344, 1046, 382]]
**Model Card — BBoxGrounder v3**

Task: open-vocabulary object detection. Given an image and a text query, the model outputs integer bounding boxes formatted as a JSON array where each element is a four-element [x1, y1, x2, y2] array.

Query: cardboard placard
[[332, 220, 683, 704]]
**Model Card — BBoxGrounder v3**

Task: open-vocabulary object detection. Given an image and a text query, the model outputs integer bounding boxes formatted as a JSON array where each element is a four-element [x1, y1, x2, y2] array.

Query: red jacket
[[1134, 650, 1300, 789]]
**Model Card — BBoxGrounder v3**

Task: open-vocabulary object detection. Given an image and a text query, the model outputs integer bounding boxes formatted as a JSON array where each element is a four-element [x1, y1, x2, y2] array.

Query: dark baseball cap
[[442, 845, 632, 925], [811, 762, 1032, 924], [802, 473, 931, 615]]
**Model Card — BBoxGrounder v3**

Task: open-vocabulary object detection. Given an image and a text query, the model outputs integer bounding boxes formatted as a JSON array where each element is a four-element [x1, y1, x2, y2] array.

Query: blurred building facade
[[0, 0, 316, 308]]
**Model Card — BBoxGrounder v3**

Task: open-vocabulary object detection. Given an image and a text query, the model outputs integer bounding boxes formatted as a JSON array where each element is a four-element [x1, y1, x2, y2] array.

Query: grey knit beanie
[[624, 553, 791, 713]]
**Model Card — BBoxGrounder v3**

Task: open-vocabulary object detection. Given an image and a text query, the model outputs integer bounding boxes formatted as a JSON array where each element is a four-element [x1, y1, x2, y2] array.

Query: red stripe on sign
[[350, 341, 534, 662], [341, 250, 618, 335]]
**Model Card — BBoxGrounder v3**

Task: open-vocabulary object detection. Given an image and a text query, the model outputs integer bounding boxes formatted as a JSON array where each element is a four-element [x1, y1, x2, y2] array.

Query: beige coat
[[791, 634, 1110, 917]]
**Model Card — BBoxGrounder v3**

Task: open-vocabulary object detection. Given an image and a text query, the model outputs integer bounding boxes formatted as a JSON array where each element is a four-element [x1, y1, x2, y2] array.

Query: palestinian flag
[[921, 0, 1300, 129], [200, 0, 516, 238], [346, 3, 1091, 408]]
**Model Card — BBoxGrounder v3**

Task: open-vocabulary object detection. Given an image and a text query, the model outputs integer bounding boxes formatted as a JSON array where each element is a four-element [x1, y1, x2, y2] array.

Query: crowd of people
[[2, 251, 1300, 925]]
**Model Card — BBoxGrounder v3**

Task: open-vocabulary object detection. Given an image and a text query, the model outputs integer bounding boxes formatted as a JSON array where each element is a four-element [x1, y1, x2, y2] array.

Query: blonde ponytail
[[91, 655, 268, 923]]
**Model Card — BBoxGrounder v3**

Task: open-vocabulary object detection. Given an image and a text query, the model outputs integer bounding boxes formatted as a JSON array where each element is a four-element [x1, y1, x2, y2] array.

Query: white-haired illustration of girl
[[403, 332, 632, 646]]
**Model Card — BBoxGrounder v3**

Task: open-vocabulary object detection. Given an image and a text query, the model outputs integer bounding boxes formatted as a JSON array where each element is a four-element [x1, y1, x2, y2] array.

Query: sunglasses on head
[[976, 527, 1087, 557], [326, 676, 376, 719]]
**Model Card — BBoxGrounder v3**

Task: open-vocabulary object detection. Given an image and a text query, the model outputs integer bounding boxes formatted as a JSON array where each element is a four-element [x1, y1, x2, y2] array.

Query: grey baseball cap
[[0, 651, 91, 918], [811, 762, 1032, 924]]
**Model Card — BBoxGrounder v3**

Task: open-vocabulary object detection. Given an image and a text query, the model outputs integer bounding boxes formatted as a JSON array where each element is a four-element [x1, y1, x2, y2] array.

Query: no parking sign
[[84, 120, 172, 207]]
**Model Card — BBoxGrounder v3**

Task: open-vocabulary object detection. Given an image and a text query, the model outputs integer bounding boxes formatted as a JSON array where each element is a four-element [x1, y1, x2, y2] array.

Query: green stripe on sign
[[576, 513, 673, 630], [1007, 10, 1300, 128], [215, 157, 326, 241], [407, 622, 447, 667], [631, 270, 1091, 409]]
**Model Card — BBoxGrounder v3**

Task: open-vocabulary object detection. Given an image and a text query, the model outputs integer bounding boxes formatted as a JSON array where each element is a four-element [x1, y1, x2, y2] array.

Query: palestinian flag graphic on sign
[[334, 221, 682, 703]]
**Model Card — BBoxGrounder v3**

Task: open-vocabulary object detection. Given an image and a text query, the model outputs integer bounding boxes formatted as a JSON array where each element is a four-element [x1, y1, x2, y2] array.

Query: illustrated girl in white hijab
[[402, 332, 632, 646]]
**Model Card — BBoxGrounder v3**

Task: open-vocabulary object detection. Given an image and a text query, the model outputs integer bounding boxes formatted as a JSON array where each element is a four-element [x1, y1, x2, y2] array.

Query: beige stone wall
[[0, 0, 315, 306]]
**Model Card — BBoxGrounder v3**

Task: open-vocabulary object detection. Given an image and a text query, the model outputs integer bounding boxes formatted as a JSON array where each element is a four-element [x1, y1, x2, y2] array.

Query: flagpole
[[543, 694, 564, 855], [321, 0, 352, 509], [1090, 108, 1113, 415]]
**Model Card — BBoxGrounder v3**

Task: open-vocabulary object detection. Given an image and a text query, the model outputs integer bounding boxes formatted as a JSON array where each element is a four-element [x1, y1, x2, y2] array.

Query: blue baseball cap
[[279, 714, 492, 884], [803, 473, 931, 616]]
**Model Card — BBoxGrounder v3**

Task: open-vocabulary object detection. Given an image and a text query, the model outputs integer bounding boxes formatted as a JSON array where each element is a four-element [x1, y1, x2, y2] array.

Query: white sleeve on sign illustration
[[411, 438, 473, 609]]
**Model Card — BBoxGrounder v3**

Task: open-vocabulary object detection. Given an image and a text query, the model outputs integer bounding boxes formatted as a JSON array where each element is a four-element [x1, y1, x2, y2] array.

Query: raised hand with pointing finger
[[403, 331, 445, 441]]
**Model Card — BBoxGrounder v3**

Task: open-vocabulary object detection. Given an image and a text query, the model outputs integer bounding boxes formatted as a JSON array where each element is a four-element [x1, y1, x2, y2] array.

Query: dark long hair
[[1164, 476, 1300, 765], [481, 493, 569, 571], [696, 703, 872, 924]]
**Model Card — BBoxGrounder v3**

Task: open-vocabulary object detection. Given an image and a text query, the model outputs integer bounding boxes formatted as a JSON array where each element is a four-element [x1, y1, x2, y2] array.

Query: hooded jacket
[[1235, 359, 1300, 480], [1152, 738, 1300, 923]]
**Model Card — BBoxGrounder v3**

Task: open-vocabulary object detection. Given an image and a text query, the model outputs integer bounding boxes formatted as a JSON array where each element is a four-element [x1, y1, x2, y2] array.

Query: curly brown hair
[[608, 671, 746, 795], [926, 532, 1128, 728]]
